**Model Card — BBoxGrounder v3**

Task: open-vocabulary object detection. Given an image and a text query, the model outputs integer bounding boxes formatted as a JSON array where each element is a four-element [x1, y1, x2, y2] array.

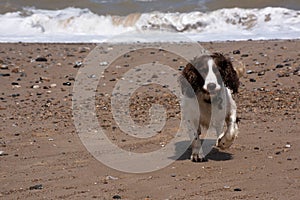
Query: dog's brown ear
[[212, 53, 239, 93], [180, 63, 203, 97]]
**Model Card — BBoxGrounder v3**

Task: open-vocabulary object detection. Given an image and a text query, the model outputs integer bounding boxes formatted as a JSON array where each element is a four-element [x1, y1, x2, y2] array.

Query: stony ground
[[0, 40, 299, 199]]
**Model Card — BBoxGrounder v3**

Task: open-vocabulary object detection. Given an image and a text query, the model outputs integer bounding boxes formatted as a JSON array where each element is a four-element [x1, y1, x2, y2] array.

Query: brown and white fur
[[180, 53, 241, 162]]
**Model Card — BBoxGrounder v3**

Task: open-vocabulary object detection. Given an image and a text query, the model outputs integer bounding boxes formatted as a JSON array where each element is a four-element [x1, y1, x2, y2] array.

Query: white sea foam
[[0, 7, 299, 43]]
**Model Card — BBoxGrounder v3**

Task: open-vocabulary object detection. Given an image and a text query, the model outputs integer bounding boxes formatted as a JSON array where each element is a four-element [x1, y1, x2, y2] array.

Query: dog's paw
[[216, 135, 235, 150], [190, 153, 208, 162]]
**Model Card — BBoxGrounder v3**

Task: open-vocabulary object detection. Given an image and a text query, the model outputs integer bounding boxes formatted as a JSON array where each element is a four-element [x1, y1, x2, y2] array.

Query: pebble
[[0, 73, 10, 77], [78, 47, 90, 53], [246, 70, 254, 74], [0, 150, 8, 156], [234, 188, 242, 192], [99, 61, 109, 66], [63, 82, 72, 86], [40, 76, 50, 82], [88, 74, 96, 78], [0, 64, 8, 70], [178, 66, 185, 71], [32, 85, 40, 89], [276, 64, 284, 69], [11, 82, 19, 85], [35, 57, 47, 62], [258, 71, 265, 76], [50, 83, 57, 88], [233, 50, 241, 54], [241, 54, 249, 57], [11, 93, 20, 98], [11, 68, 20, 73], [73, 61, 83, 68], [249, 78, 256, 82], [112, 195, 122, 199], [285, 144, 291, 148], [29, 184, 43, 190]]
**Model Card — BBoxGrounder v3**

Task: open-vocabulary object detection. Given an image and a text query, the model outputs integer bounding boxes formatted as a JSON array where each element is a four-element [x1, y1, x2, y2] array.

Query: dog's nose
[[207, 83, 216, 91]]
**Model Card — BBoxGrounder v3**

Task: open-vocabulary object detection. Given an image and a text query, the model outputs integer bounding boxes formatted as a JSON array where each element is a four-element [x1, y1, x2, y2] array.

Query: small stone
[[29, 184, 43, 190], [233, 50, 241, 54], [0, 151, 8, 156], [0, 73, 10, 77], [0, 64, 8, 70], [99, 61, 109, 66], [11, 93, 20, 98], [285, 144, 291, 148], [112, 195, 121, 199], [258, 71, 265, 76], [224, 185, 230, 189], [11, 82, 19, 85], [171, 174, 176, 177], [234, 188, 242, 192], [35, 57, 47, 62], [11, 68, 20, 73], [254, 147, 260, 150], [63, 82, 72, 86], [88, 74, 96, 78], [73, 61, 83, 68], [50, 83, 57, 88], [40, 76, 50, 82], [78, 47, 90, 53], [178, 66, 185, 71], [32, 85, 40, 89], [276, 64, 284, 69], [109, 78, 116, 82], [249, 78, 256, 82], [241, 54, 249, 57], [246, 70, 254, 74]]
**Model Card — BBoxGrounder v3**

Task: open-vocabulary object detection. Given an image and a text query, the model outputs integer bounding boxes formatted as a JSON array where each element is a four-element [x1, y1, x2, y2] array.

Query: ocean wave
[[0, 7, 299, 42]]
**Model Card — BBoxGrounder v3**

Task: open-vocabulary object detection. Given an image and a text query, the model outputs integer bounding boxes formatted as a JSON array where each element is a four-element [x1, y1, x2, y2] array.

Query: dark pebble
[[11, 82, 19, 85], [276, 64, 284, 69], [63, 82, 72, 86], [0, 73, 10, 77], [11, 94, 20, 98], [241, 54, 249, 57], [249, 78, 256, 82], [123, 54, 130, 58], [35, 57, 47, 62], [109, 78, 116, 82], [254, 147, 260, 150], [29, 184, 43, 190], [233, 50, 241, 54], [112, 195, 121, 199], [178, 66, 185, 71], [234, 188, 242, 192], [275, 151, 281, 155], [258, 71, 265, 76]]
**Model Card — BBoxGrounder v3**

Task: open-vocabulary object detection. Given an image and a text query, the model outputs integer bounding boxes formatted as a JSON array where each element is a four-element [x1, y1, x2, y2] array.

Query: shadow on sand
[[169, 140, 232, 161]]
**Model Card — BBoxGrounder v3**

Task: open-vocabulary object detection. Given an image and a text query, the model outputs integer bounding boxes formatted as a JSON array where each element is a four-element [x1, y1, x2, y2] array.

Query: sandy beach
[[0, 40, 299, 199]]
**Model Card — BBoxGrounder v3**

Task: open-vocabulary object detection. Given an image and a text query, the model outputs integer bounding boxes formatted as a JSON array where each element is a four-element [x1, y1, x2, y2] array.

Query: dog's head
[[180, 53, 239, 98]]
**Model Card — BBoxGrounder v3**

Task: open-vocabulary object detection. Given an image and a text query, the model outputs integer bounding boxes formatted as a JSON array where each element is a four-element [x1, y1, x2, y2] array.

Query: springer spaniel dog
[[180, 53, 241, 162]]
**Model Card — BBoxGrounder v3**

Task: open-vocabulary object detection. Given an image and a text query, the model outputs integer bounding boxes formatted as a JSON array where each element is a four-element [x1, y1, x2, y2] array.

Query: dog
[[180, 52, 242, 162]]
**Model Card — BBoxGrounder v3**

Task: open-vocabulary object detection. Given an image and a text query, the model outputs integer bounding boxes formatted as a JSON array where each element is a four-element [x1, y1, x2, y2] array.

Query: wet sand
[[0, 40, 299, 199]]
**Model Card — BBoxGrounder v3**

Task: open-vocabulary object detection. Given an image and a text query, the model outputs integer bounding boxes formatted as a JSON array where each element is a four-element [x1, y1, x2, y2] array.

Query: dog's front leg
[[191, 130, 207, 162]]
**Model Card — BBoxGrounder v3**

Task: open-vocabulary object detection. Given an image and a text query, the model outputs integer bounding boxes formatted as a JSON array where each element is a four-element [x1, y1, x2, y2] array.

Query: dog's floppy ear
[[211, 53, 239, 93], [180, 62, 204, 97]]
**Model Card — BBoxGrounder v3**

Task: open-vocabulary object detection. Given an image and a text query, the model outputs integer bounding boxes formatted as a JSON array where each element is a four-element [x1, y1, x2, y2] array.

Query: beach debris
[[233, 50, 241, 54], [35, 57, 48, 62], [105, 175, 119, 180], [29, 184, 43, 190]]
